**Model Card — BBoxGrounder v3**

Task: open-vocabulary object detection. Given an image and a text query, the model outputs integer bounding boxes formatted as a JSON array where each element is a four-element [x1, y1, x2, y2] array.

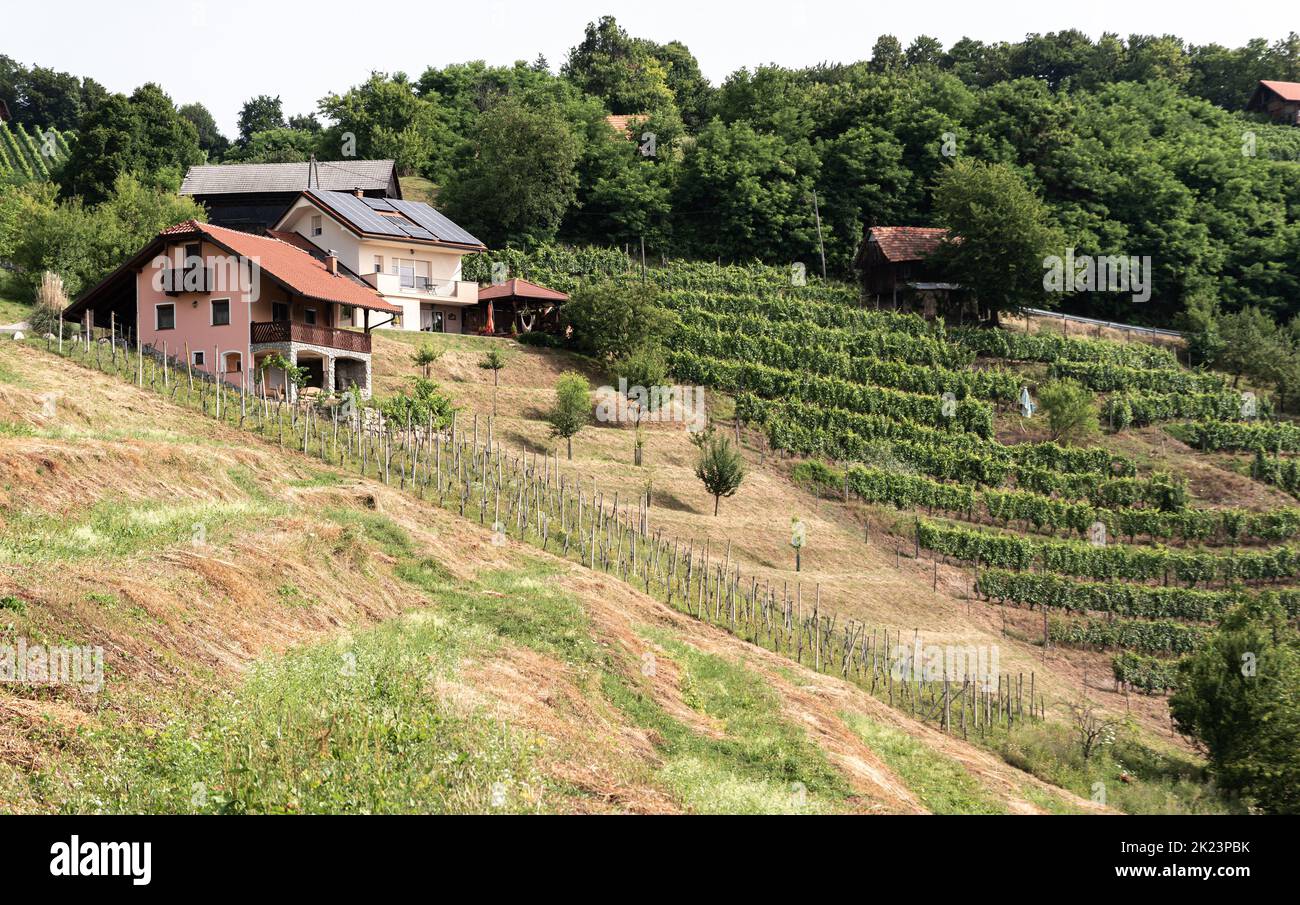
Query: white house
[[273, 189, 485, 333]]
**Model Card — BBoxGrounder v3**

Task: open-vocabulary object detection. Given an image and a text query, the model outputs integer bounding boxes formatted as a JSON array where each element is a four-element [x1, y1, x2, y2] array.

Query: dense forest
[[3, 18, 1300, 327]]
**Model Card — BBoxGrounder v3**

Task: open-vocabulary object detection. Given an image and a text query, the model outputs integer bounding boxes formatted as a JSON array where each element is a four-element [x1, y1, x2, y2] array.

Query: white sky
[[6, 0, 1296, 135]]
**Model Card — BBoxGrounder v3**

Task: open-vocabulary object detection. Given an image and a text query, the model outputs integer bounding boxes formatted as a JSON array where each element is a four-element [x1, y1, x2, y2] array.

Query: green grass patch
[[994, 720, 1241, 814], [276, 583, 316, 608], [1019, 782, 1086, 814], [0, 420, 34, 437], [0, 498, 285, 562], [602, 629, 853, 814], [841, 711, 1006, 814], [46, 603, 548, 814], [322, 507, 415, 558], [287, 470, 345, 488], [226, 466, 272, 502], [406, 560, 604, 668], [0, 595, 26, 614], [376, 329, 500, 355], [0, 293, 31, 327]]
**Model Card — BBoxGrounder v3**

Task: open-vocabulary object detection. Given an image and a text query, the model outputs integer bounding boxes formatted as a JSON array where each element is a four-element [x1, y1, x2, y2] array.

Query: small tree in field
[[694, 434, 745, 515], [478, 348, 509, 416], [411, 341, 443, 379], [547, 371, 590, 459], [1038, 378, 1099, 445]]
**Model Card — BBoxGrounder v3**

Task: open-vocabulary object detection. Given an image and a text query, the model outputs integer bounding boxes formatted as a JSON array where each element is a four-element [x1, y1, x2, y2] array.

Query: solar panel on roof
[[312, 190, 405, 237], [311, 190, 483, 247], [390, 199, 484, 247]]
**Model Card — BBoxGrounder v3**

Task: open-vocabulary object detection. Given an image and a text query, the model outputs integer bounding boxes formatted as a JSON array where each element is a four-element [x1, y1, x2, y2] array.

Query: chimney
[[326, 250, 338, 275], [353, 186, 364, 198]]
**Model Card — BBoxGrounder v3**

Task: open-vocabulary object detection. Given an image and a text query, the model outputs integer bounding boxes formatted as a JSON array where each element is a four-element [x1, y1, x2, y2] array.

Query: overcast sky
[[6, 0, 1296, 134]]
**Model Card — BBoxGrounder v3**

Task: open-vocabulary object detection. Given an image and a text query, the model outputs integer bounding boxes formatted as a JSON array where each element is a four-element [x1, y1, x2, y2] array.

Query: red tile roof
[[1259, 80, 1300, 102], [867, 226, 952, 263], [162, 220, 400, 313], [605, 114, 648, 137], [265, 229, 322, 254], [477, 278, 568, 303]]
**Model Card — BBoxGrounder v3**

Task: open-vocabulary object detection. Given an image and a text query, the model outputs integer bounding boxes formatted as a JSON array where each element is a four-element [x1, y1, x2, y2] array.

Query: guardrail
[[1022, 307, 1183, 340]]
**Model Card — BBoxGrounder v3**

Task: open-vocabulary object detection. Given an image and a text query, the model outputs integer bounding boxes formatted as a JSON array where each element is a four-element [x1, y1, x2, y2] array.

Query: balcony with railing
[[362, 272, 478, 303], [250, 321, 371, 354]]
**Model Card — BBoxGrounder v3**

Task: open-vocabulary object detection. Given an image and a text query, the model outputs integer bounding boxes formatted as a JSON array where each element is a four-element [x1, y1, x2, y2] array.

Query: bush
[[612, 348, 667, 390], [1037, 378, 1099, 445], [560, 279, 675, 361]]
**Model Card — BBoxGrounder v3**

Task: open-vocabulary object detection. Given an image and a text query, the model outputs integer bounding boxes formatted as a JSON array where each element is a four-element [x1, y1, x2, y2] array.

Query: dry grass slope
[[0, 338, 1105, 814]]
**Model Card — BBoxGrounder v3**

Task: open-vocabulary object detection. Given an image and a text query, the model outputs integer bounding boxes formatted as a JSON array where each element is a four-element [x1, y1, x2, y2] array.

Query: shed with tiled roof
[[855, 225, 972, 320], [1247, 80, 1300, 125]]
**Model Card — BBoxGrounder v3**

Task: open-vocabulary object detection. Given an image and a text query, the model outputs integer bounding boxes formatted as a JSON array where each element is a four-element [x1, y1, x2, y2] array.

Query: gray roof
[[181, 160, 398, 196], [306, 189, 485, 249]]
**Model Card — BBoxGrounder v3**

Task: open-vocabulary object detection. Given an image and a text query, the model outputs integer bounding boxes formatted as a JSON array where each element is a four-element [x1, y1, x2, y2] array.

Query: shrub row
[[847, 466, 1300, 545], [916, 519, 1300, 584], [671, 351, 994, 436], [738, 395, 1141, 491], [1048, 616, 1206, 655], [673, 317, 1015, 400], [672, 305, 961, 362], [1112, 651, 1182, 693], [951, 327, 1179, 369], [1048, 360, 1225, 394], [1104, 391, 1269, 429], [1179, 419, 1300, 453]]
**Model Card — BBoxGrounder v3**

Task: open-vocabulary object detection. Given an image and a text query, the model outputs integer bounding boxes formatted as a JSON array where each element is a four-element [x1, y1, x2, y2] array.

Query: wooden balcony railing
[[250, 321, 371, 354]]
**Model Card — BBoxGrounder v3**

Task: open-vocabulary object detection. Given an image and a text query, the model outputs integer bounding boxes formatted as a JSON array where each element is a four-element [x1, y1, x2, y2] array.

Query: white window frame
[[310, 215, 323, 237], [192, 350, 205, 366], [373, 255, 383, 273], [155, 303, 176, 331], [210, 297, 231, 327]]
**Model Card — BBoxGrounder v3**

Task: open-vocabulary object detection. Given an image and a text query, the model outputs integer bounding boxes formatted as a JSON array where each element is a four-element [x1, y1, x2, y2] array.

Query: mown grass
[[602, 629, 854, 814], [841, 711, 1006, 814], [25, 502, 588, 814], [42, 604, 549, 814], [0, 498, 287, 562], [0, 358, 25, 385]]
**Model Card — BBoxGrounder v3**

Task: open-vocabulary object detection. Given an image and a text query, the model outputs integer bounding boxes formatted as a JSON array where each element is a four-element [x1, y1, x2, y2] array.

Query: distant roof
[[605, 114, 648, 137], [180, 160, 399, 196], [478, 278, 568, 303], [867, 226, 952, 263], [1255, 80, 1300, 103], [297, 189, 486, 251]]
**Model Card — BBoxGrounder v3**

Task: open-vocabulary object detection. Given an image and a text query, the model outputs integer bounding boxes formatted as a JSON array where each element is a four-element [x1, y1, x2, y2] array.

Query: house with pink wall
[[62, 220, 401, 399], [273, 189, 485, 334]]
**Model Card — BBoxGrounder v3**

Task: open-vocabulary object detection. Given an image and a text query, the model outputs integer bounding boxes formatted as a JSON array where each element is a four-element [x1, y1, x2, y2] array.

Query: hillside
[[0, 337, 1123, 815]]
